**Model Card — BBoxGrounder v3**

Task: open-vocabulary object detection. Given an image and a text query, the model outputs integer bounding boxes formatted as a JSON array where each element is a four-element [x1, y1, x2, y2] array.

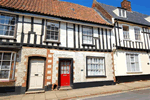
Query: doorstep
[[59, 86, 72, 91], [25, 90, 45, 94]]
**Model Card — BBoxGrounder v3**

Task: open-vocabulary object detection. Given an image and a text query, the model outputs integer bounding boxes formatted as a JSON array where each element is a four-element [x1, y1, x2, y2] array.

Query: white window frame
[[119, 8, 126, 18], [45, 20, 60, 42], [0, 52, 16, 80], [126, 53, 142, 73], [82, 26, 93, 45], [86, 56, 106, 77], [134, 27, 141, 41], [122, 25, 130, 40], [0, 13, 16, 38]]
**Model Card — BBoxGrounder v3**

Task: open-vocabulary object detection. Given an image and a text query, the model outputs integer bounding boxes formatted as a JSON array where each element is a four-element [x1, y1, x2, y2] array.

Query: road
[[83, 88, 150, 100]]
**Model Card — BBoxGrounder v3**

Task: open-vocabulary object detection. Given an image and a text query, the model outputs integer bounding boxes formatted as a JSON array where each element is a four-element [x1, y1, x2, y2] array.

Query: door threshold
[[59, 86, 72, 91], [25, 90, 45, 94]]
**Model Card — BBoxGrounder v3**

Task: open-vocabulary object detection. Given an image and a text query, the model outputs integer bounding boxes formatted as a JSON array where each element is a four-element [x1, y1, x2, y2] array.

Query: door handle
[[35, 74, 38, 76]]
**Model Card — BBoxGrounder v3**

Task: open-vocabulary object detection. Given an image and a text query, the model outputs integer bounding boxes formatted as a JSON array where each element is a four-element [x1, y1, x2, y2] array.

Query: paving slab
[[34, 93, 45, 100], [22, 94, 35, 100], [45, 93, 57, 100]]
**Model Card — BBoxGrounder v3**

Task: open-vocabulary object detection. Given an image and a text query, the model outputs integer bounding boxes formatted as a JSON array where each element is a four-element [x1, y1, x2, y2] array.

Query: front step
[[59, 86, 72, 91], [25, 90, 45, 94]]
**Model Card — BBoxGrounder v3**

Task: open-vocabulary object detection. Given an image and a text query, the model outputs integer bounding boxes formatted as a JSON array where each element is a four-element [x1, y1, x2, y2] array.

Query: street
[[84, 89, 150, 100]]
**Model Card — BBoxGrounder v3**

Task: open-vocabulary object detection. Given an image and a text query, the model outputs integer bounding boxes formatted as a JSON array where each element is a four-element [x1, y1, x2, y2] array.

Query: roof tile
[[0, 0, 111, 25]]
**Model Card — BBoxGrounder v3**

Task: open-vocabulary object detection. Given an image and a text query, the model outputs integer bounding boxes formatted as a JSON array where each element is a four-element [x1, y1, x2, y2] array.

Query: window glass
[[87, 57, 105, 76], [46, 21, 59, 41], [126, 54, 140, 72], [0, 14, 16, 37]]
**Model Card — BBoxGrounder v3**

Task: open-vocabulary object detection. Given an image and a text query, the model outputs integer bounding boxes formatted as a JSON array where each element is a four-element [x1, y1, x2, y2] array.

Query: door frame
[[26, 56, 46, 91], [58, 58, 73, 88]]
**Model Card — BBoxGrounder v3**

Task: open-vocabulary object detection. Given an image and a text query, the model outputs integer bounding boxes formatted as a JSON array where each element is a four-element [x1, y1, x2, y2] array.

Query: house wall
[[12, 15, 113, 51], [114, 50, 150, 76], [50, 49, 114, 85], [115, 21, 150, 50]]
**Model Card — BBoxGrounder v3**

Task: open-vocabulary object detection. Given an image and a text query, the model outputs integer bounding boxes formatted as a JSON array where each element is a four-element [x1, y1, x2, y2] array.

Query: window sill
[[82, 44, 95, 47], [86, 76, 106, 78], [0, 36, 16, 40], [123, 39, 132, 41], [43, 41, 61, 44], [134, 40, 142, 42], [126, 72, 143, 74], [0, 79, 16, 82]]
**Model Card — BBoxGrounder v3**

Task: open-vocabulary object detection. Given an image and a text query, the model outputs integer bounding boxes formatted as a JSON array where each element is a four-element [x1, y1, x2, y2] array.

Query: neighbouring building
[[93, 0, 150, 83], [0, 0, 115, 94]]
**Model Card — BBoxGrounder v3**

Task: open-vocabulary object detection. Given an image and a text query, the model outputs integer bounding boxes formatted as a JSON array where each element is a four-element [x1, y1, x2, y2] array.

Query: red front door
[[60, 60, 71, 86]]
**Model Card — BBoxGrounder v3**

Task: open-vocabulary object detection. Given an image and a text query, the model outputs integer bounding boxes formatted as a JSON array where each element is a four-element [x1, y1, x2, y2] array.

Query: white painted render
[[113, 8, 119, 16], [114, 50, 150, 76]]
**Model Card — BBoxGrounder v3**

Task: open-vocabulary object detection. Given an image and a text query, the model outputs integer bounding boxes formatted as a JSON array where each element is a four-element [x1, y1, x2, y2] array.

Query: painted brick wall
[[50, 49, 114, 86]]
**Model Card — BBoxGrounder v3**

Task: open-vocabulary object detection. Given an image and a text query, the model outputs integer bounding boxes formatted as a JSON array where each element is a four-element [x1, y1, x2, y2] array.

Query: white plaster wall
[[68, 23, 74, 48], [119, 23, 144, 48], [114, 50, 150, 76], [50, 50, 114, 84], [60, 22, 66, 47], [113, 8, 119, 16]]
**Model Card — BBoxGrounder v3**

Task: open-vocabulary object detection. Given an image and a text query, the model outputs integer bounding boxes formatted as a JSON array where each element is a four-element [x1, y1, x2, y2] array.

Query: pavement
[[1, 80, 150, 100]]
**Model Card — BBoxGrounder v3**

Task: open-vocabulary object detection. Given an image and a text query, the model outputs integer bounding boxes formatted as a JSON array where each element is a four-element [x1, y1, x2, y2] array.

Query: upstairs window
[[0, 13, 16, 37], [123, 25, 130, 39], [134, 28, 141, 40], [119, 9, 126, 17], [46, 20, 59, 41], [126, 54, 140, 72], [82, 26, 93, 44]]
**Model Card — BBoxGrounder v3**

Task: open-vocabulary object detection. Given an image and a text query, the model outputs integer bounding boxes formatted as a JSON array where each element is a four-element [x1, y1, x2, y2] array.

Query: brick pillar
[[45, 49, 53, 87]]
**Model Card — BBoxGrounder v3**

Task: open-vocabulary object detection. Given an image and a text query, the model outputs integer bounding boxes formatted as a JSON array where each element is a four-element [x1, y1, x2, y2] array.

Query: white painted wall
[[114, 50, 150, 76], [16, 15, 113, 50]]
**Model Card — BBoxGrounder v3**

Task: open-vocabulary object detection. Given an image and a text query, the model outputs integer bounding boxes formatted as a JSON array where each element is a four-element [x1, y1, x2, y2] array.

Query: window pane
[[3, 53, 11, 60], [1, 70, 9, 79], [9, 31, 14, 36], [1, 61, 10, 70]]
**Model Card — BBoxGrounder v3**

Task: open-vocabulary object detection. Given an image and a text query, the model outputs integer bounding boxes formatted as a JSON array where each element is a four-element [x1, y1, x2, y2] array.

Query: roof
[[0, 0, 111, 26], [98, 3, 150, 26]]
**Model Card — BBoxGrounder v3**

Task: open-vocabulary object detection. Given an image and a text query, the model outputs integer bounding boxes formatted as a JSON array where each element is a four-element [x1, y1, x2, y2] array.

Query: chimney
[[121, 0, 132, 12], [92, 0, 97, 8]]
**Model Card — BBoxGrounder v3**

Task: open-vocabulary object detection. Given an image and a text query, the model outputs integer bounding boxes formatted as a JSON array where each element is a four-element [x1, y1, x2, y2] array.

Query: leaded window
[[0, 52, 16, 79], [87, 57, 105, 76], [46, 21, 59, 41], [126, 54, 140, 72], [83, 26, 93, 44], [0, 13, 16, 37], [134, 28, 141, 40]]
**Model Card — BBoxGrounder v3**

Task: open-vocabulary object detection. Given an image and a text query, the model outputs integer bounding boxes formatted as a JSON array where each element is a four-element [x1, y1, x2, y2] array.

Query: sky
[[60, 0, 150, 15]]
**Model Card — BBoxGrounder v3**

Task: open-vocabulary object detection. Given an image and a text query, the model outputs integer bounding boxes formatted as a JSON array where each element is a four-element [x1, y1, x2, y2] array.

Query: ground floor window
[[126, 54, 140, 72], [86, 57, 105, 77], [0, 52, 16, 79]]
